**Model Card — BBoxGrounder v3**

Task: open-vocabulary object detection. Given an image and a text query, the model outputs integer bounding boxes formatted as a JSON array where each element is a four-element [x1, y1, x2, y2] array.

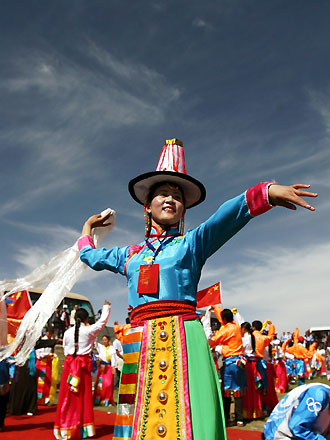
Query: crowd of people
[[0, 302, 124, 436], [1, 303, 329, 437], [202, 306, 330, 427]]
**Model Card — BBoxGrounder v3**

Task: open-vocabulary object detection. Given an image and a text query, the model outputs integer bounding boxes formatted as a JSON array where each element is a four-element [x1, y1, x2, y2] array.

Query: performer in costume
[[271, 338, 289, 394], [209, 308, 246, 426], [35, 327, 59, 406], [262, 336, 279, 414], [78, 139, 317, 440], [54, 302, 111, 440], [9, 348, 37, 416], [93, 335, 116, 406], [241, 322, 263, 420], [252, 321, 275, 388], [285, 334, 313, 386], [263, 383, 330, 440], [283, 339, 296, 382]]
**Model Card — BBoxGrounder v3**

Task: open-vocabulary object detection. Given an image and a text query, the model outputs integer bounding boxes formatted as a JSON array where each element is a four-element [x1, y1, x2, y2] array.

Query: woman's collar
[[149, 224, 180, 238]]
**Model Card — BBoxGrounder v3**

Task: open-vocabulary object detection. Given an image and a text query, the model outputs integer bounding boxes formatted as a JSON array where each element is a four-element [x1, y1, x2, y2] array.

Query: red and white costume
[[93, 342, 116, 406], [242, 333, 263, 419], [54, 304, 111, 440], [272, 339, 289, 393], [35, 338, 58, 405]]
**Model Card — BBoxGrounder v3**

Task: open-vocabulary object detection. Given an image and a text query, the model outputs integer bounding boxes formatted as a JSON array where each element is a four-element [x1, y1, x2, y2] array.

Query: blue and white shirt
[[264, 383, 330, 440]]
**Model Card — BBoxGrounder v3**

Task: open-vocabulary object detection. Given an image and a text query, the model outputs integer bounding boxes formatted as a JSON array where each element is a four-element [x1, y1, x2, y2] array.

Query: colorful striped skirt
[[113, 314, 226, 440]]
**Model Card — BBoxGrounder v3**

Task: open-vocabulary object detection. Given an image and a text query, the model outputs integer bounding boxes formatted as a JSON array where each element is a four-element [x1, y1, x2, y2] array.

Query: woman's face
[[102, 336, 110, 347], [147, 183, 185, 228]]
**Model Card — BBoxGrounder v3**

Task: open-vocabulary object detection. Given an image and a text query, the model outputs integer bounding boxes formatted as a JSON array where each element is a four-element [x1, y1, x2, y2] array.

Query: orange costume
[[209, 306, 243, 357], [285, 343, 312, 360], [284, 330, 312, 384], [209, 322, 243, 357], [253, 324, 275, 358], [209, 307, 245, 423], [113, 323, 131, 344], [253, 323, 278, 413]]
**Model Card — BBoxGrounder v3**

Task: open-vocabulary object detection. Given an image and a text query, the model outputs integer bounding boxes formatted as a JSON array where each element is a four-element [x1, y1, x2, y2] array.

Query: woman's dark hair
[[252, 320, 262, 331], [74, 308, 89, 357], [241, 321, 256, 353], [221, 308, 233, 323]]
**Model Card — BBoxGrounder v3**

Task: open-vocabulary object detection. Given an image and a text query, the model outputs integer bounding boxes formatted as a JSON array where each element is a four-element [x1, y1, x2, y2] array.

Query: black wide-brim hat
[[128, 139, 206, 209]]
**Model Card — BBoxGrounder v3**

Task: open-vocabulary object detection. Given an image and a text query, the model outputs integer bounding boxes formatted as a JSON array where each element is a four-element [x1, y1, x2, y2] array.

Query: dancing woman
[[54, 302, 111, 440], [78, 139, 316, 440]]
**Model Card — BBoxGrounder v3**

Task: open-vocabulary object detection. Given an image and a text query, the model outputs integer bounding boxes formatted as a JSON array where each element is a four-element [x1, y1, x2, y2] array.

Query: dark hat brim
[[128, 171, 206, 209]]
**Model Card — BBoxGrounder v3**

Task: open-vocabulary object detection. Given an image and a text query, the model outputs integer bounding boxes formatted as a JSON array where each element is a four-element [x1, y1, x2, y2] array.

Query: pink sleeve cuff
[[245, 182, 273, 217], [78, 235, 95, 251]]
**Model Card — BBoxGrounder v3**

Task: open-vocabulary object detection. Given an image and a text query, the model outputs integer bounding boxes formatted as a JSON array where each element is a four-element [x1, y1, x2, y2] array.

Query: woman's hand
[[81, 210, 113, 236], [268, 184, 318, 211]]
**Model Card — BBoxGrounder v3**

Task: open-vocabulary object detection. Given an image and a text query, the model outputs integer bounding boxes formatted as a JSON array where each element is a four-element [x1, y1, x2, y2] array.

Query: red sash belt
[[130, 300, 197, 324]]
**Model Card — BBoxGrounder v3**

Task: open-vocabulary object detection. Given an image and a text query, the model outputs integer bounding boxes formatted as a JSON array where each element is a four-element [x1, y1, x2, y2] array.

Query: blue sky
[[1, 1, 329, 333]]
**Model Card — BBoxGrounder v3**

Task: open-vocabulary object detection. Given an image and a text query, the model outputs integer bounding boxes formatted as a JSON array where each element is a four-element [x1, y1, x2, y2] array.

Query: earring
[[144, 205, 152, 238], [179, 215, 185, 235]]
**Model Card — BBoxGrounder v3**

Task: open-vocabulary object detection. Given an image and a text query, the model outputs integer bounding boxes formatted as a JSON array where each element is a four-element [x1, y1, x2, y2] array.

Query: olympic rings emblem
[[306, 397, 322, 416]]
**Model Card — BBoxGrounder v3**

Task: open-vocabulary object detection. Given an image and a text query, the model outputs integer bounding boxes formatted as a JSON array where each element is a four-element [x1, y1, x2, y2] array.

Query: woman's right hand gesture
[[81, 209, 113, 236]]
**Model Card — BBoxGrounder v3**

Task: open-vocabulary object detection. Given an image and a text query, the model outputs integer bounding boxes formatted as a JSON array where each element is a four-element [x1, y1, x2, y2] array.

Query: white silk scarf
[[0, 210, 115, 365]]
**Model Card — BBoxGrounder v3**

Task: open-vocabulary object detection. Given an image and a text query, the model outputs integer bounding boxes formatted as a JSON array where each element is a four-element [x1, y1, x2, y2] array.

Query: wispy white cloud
[[0, 40, 182, 216], [308, 86, 330, 134], [1, 176, 77, 217], [192, 18, 214, 31]]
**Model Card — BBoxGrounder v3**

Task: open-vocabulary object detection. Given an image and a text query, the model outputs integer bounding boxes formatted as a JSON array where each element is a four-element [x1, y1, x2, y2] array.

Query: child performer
[[78, 139, 317, 440]]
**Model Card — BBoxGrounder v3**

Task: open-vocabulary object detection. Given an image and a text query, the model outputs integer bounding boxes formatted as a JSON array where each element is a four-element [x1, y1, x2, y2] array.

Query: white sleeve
[[201, 308, 213, 340], [86, 305, 111, 339], [110, 346, 117, 366], [233, 311, 244, 327]]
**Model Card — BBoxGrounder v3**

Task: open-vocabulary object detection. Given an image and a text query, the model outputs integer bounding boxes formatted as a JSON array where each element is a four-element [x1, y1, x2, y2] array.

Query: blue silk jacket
[[79, 183, 272, 310]]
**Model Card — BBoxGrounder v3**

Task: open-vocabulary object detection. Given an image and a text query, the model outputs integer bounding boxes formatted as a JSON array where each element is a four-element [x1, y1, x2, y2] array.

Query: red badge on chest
[[137, 264, 159, 294]]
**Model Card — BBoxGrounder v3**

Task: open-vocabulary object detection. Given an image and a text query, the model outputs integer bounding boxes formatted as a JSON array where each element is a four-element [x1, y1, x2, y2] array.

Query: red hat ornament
[[128, 139, 206, 208]]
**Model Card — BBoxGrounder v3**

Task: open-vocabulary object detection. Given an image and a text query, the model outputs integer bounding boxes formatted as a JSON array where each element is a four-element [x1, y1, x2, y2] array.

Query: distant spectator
[[305, 330, 314, 349], [69, 304, 79, 327], [49, 307, 62, 338], [60, 305, 69, 338]]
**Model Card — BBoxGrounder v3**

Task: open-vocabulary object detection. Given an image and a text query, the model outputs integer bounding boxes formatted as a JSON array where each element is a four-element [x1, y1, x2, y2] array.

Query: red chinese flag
[[7, 290, 32, 319], [7, 290, 32, 336], [196, 282, 221, 308]]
